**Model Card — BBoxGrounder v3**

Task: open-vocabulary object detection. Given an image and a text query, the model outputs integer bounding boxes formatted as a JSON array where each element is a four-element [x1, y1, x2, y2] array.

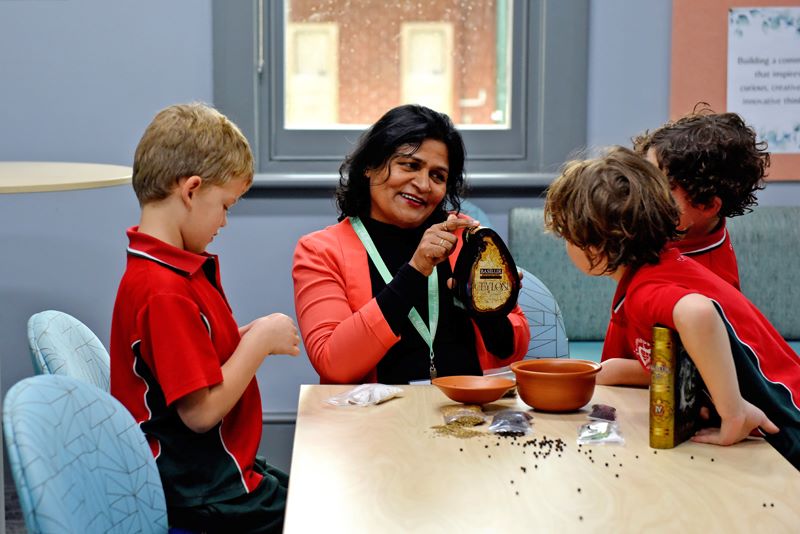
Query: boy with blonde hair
[[111, 102, 300, 531], [545, 146, 799, 469]]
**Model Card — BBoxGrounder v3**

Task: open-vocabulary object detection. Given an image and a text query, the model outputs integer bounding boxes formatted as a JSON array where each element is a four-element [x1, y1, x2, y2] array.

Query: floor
[[5, 480, 25, 533]]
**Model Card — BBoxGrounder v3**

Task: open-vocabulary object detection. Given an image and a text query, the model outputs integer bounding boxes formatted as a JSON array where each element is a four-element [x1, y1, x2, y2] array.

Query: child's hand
[[692, 399, 779, 446], [241, 313, 301, 357]]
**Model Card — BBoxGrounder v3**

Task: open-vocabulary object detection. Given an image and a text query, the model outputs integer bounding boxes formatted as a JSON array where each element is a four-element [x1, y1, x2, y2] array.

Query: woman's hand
[[409, 214, 478, 276]]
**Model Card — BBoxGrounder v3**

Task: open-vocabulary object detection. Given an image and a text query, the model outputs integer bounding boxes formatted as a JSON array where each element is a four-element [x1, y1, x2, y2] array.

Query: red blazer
[[292, 216, 530, 384]]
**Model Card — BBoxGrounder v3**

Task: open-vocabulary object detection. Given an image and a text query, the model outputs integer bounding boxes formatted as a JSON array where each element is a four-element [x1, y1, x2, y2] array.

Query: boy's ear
[[702, 196, 722, 217], [178, 176, 203, 206]]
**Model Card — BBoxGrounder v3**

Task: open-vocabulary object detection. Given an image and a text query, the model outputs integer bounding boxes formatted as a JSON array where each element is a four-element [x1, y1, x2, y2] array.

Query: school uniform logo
[[634, 337, 652, 367]]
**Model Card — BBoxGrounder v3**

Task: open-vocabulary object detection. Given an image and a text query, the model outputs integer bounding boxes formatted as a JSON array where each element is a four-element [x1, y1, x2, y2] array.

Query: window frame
[[212, 0, 588, 188]]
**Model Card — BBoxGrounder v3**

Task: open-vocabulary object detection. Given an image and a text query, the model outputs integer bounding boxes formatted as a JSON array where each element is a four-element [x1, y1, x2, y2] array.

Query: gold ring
[[439, 238, 446, 247]]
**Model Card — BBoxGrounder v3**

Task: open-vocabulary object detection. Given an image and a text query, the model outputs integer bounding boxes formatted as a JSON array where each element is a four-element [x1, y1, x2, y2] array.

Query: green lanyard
[[350, 216, 439, 380]]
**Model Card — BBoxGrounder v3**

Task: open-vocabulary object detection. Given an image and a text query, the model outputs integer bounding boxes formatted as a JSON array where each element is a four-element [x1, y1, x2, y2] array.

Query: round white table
[[0, 161, 132, 193]]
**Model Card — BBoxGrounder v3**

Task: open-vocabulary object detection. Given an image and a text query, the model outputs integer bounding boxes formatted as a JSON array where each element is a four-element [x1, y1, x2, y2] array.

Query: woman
[[292, 104, 529, 384]]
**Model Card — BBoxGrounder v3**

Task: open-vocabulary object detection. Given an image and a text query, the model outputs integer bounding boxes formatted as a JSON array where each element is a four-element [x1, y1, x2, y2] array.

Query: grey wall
[[1, 0, 798, 495]]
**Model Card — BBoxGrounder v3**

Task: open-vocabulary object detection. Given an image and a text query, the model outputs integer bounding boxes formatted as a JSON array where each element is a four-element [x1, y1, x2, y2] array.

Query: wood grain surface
[[285, 384, 800, 533]]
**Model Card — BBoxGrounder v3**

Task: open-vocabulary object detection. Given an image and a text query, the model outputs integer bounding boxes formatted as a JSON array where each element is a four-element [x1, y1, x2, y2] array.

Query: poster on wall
[[727, 7, 800, 154]]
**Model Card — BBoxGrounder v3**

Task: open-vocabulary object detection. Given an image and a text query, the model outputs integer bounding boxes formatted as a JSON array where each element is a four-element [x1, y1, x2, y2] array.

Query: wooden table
[[0, 161, 131, 193], [285, 384, 800, 533]]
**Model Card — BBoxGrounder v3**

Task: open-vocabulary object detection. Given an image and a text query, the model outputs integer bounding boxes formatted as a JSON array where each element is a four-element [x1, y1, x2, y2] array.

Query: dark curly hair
[[335, 104, 466, 220], [545, 146, 681, 273], [633, 104, 769, 218]]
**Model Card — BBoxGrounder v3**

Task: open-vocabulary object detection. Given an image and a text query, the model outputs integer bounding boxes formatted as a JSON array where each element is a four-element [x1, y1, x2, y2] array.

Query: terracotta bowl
[[432, 375, 515, 405], [510, 359, 601, 412]]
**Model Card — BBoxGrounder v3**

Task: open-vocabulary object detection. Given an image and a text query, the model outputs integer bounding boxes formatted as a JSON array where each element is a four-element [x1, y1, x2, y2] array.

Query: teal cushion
[[509, 207, 613, 341], [568, 341, 604, 363], [729, 207, 800, 339]]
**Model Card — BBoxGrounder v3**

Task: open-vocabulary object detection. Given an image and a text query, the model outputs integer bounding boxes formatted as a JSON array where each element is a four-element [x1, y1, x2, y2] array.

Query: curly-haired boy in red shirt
[[545, 146, 799, 469]]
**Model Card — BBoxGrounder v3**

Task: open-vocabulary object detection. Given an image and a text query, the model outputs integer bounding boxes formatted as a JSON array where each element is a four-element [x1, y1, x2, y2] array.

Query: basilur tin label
[[452, 227, 521, 318], [649, 325, 707, 449]]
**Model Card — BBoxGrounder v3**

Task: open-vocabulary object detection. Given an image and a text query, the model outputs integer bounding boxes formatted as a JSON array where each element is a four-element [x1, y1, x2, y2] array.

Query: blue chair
[[3, 374, 168, 533], [27, 310, 110, 390], [461, 202, 569, 358], [459, 199, 493, 228], [517, 267, 569, 359]]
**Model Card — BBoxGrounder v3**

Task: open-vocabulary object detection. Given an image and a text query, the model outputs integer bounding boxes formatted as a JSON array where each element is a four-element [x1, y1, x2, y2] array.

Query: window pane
[[284, 0, 512, 129]]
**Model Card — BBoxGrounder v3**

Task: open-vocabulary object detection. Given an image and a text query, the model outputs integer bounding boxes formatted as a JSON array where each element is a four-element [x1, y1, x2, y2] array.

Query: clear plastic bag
[[588, 403, 617, 422], [488, 409, 533, 436], [326, 384, 403, 406], [441, 404, 486, 426], [576, 421, 625, 445]]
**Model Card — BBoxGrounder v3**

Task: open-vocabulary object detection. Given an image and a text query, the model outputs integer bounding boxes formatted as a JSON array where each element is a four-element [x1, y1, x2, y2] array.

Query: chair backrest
[[517, 267, 569, 358], [728, 206, 800, 339], [27, 310, 110, 390], [459, 199, 493, 228], [508, 207, 615, 341], [3, 374, 168, 533]]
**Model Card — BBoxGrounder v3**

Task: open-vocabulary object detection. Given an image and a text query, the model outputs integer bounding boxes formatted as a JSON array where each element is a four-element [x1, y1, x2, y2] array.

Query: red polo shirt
[[110, 227, 263, 507], [605, 248, 799, 392], [674, 220, 740, 290], [602, 221, 739, 362]]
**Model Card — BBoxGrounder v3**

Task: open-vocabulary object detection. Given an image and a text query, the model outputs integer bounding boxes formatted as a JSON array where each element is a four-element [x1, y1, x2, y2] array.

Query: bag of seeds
[[576, 421, 625, 445], [588, 403, 617, 422], [488, 409, 533, 436], [441, 404, 486, 426], [326, 384, 403, 406]]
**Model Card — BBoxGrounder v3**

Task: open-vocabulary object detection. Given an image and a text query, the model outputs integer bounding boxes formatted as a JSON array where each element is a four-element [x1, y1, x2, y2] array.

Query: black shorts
[[719, 304, 800, 470], [168, 457, 289, 533]]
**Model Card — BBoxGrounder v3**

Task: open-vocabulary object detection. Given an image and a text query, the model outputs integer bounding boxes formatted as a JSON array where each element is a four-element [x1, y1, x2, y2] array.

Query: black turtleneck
[[362, 212, 514, 384]]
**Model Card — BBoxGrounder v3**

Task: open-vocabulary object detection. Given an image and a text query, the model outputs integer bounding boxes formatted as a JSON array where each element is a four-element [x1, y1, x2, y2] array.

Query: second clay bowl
[[510, 359, 601, 412]]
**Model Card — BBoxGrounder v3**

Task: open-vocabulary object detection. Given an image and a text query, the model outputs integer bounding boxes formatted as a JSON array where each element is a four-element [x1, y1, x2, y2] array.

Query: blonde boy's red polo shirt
[[110, 227, 263, 507], [601, 221, 740, 362]]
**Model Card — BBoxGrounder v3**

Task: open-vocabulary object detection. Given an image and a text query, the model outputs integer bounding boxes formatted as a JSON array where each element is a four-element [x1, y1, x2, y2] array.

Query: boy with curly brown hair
[[600, 108, 770, 372], [545, 146, 799, 469], [633, 107, 770, 290]]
